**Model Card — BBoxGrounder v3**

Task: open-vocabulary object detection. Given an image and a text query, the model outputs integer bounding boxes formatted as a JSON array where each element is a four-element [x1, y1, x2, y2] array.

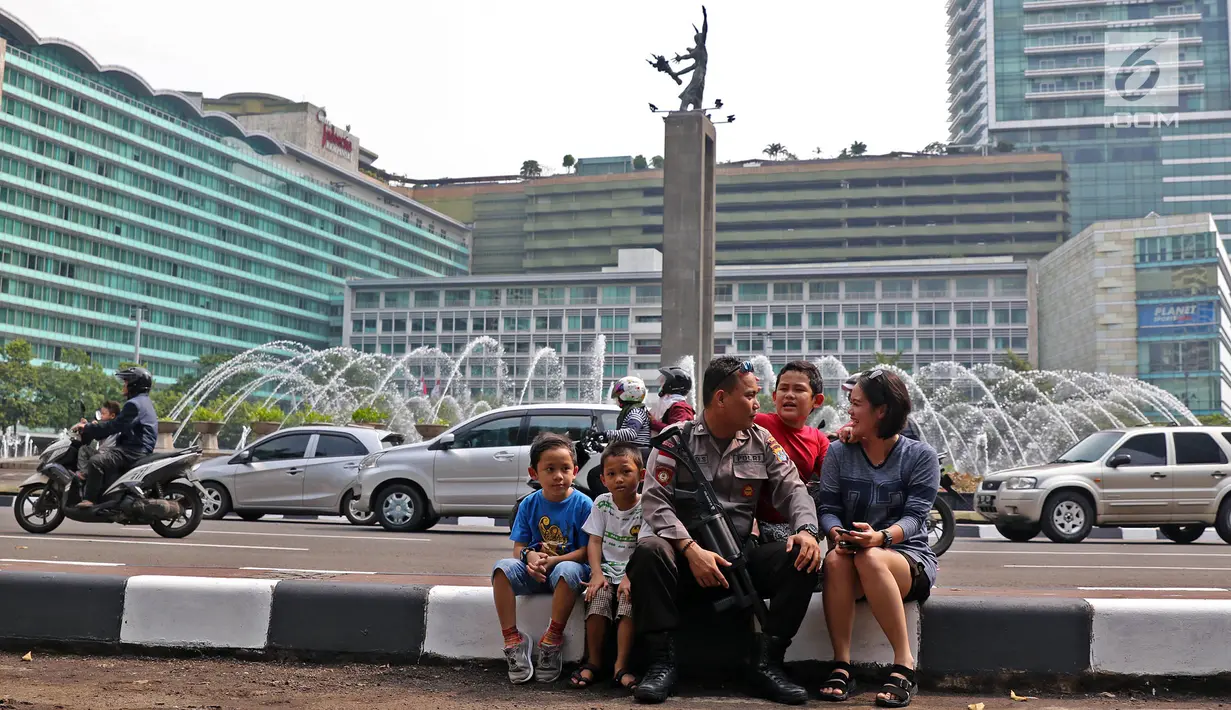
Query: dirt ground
[[0, 652, 1224, 710]]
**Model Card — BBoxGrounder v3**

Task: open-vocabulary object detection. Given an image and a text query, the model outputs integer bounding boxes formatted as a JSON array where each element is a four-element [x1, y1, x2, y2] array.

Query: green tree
[[921, 141, 949, 155], [519, 160, 542, 178], [562, 154, 575, 173], [763, 143, 786, 160], [34, 348, 121, 428], [0, 340, 37, 437], [858, 351, 903, 372], [1002, 349, 1034, 373], [848, 140, 868, 157], [996, 141, 1015, 153], [650, 155, 664, 169], [633, 155, 649, 170]]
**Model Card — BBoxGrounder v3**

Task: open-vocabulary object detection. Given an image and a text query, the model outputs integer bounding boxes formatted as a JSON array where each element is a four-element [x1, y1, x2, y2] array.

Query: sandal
[[874, 664, 917, 708], [818, 660, 855, 702], [569, 663, 600, 689], [614, 667, 638, 692]]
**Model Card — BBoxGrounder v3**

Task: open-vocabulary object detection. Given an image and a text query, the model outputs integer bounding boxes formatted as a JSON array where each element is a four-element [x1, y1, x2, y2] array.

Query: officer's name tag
[[733, 454, 764, 464], [694, 455, 708, 464]]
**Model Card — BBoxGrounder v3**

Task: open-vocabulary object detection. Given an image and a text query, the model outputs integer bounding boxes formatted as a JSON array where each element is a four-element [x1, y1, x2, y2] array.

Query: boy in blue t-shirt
[[493, 432, 593, 685]]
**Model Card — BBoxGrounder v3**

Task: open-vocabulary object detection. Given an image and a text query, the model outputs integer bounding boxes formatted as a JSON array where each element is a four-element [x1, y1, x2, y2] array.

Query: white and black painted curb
[[2, 571, 1230, 680]]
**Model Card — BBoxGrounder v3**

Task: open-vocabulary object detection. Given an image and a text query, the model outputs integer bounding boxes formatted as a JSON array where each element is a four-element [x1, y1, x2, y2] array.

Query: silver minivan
[[195, 425, 402, 525], [978, 426, 1231, 544], [352, 403, 620, 532]]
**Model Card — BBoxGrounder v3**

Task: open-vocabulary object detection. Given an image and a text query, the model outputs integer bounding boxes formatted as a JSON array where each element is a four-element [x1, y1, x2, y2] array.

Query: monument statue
[[648, 6, 708, 111]]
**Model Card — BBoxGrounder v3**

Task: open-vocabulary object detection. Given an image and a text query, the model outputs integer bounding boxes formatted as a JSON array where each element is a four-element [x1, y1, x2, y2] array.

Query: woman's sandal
[[874, 664, 917, 708], [569, 663, 601, 689], [614, 667, 638, 692], [818, 660, 856, 702]]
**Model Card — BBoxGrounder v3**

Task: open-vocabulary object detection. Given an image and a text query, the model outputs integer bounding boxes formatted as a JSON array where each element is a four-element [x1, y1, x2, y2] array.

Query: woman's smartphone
[[838, 540, 859, 550]]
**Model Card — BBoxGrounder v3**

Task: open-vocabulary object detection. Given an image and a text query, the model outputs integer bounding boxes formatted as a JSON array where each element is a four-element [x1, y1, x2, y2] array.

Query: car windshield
[[1052, 430, 1123, 464]]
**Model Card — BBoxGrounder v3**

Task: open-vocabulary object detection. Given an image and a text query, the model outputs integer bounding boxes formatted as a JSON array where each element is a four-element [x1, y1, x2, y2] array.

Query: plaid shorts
[[586, 581, 633, 620]]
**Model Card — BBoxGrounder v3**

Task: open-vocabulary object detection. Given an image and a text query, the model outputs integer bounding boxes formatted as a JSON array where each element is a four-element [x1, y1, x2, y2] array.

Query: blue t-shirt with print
[[510, 489, 593, 556]]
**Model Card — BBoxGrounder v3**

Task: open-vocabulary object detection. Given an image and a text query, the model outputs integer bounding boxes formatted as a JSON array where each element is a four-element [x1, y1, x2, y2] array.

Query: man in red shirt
[[755, 360, 830, 544]]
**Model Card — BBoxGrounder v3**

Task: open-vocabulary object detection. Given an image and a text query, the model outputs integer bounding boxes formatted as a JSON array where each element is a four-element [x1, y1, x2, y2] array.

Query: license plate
[[977, 494, 995, 507]]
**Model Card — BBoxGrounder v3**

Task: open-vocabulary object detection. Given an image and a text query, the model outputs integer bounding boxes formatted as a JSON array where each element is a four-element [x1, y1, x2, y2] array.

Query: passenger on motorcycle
[[649, 366, 696, 432], [72, 367, 158, 508], [603, 376, 652, 462]]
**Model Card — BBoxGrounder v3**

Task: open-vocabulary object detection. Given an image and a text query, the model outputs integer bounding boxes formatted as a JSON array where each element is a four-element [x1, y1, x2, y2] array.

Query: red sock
[[540, 619, 566, 646], [501, 626, 521, 648]]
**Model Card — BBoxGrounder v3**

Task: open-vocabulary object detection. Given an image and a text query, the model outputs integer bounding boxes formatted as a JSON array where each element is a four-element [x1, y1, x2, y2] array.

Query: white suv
[[351, 403, 620, 532], [978, 426, 1231, 544]]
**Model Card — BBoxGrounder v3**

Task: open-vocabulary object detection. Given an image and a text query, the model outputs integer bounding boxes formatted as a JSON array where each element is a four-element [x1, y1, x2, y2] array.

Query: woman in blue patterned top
[[814, 369, 939, 708]]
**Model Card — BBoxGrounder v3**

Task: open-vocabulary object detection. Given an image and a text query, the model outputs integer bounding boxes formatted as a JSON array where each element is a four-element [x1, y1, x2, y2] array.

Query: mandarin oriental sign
[[322, 124, 353, 155]]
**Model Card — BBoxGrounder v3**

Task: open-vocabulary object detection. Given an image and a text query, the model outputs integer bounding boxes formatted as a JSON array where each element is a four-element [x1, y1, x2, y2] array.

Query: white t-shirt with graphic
[[582, 493, 643, 584]]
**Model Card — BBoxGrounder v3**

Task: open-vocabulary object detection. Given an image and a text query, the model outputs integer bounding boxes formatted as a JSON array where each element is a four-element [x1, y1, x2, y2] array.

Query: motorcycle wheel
[[149, 482, 204, 539], [14, 484, 64, 534], [928, 496, 956, 557]]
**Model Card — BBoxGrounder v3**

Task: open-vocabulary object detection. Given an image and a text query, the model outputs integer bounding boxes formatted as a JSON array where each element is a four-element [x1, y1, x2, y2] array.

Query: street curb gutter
[[2, 572, 1230, 687]]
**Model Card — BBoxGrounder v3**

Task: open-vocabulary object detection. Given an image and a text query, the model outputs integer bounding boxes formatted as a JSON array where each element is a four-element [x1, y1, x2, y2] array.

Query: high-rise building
[[407, 153, 1070, 274], [1038, 213, 1231, 416], [0, 10, 470, 381], [948, 0, 1231, 238]]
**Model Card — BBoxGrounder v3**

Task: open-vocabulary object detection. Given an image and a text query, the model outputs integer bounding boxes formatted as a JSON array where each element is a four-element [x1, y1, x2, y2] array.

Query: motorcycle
[[13, 419, 207, 539]]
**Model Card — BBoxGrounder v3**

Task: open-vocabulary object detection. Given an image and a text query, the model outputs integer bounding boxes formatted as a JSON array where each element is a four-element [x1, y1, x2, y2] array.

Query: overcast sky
[[6, 0, 951, 178]]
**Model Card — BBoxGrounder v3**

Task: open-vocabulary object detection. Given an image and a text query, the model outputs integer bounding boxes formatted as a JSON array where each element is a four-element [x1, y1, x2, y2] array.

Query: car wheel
[[200, 482, 231, 521], [237, 511, 266, 522], [376, 484, 428, 532], [1215, 497, 1231, 545], [1041, 491, 1093, 543], [1159, 524, 1207, 544], [342, 492, 377, 526], [995, 522, 1041, 543]]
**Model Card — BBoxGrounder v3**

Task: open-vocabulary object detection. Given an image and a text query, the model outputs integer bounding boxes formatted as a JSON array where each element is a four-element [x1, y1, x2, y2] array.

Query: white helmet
[[610, 376, 647, 404]]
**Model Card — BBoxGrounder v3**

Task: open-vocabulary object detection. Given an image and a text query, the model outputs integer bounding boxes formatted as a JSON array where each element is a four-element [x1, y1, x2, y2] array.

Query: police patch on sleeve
[[655, 465, 674, 486], [766, 435, 789, 464]]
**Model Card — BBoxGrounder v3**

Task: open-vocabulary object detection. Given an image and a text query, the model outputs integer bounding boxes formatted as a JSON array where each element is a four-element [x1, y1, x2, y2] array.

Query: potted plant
[[415, 417, 449, 440], [246, 404, 283, 437], [156, 419, 179, 451], [350, 407, 388, 429], [192, 407, 225, 451]]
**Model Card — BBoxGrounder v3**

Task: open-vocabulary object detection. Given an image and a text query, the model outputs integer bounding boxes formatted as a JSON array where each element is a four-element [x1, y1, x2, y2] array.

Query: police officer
[[628, 356, 821, 705]]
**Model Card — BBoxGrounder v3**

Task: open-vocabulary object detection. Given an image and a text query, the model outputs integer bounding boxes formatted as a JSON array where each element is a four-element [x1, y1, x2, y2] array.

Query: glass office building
[[948, 0, 1231, 239], [0, 11, 469, 381]]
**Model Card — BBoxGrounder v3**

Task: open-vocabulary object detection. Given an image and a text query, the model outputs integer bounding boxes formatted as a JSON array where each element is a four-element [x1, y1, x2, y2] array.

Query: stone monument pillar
[[661, 112, 717, 373]]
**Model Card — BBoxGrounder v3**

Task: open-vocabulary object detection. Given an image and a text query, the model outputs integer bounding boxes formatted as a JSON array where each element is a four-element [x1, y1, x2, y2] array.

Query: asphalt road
[[2, 513, 1230, 596], [1, 653, 1224, 710]]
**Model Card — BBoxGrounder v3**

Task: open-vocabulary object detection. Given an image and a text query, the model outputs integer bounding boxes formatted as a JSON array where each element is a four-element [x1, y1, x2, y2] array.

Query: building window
[[571, 287, 598, 305], [772, 312, 802, 328], [919, 279, 949, 298], [881, 279, 913, 299], [773, 283, 804, 301], [739, 283, 768, 302], [845, 280, 875, 299], [507, 288, 533, 306], [354, 292, 379, 309], [809, 281, 840, 301], [637, 315, 663, 323], [476, 288, 501, 306], [773, 339, 803, 352], [956, 277, 988, 298], [602, 286, 631, 305], [994, 276, 1027, 297], [715, 313, 733, 322], [384, 291, 409, 308], [444, 289, 470, 307], [736, 338, 765, 352], [504, 316, 531, 332], [844, 311, 875, 327], [414, 290, 440, 308], [538, 287, 565, 305], [715, 284, 734, 302], [809, 312, 839, 328], [568, 314, 597, 330], [636, 285, 662, 304], [956, 308, 989, 325], [737, 313, 768, 328], [601, 315, 630, 330], [535, 315, 563, 330]]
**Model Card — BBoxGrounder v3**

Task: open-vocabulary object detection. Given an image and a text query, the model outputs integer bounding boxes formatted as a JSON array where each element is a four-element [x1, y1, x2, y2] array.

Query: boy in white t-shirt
[[571, 441, 644, 692]]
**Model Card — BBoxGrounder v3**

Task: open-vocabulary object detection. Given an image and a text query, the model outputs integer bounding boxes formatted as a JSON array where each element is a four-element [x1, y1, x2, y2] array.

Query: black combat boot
[[634, 632, 678, 704], [747, 633, 808, 705]]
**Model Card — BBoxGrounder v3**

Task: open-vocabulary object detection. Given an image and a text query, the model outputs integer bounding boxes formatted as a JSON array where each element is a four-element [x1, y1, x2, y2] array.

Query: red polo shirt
[[754, 412, 829, 524]]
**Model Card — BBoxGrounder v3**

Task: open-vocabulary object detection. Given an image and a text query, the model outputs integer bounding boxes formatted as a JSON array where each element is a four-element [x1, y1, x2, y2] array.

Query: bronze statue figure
[[648, 6, 709, 111]]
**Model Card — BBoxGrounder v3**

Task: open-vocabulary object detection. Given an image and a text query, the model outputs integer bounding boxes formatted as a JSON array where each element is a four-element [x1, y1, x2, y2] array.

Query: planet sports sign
[[1138, 302, 1217, 328]]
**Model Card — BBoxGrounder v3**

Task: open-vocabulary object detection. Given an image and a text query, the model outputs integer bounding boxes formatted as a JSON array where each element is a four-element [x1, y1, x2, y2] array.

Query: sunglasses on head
[[719, 360, 755, 381]]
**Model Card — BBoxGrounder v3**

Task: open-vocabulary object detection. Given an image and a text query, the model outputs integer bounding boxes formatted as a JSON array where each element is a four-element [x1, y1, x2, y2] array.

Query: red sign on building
[[322, 124, 353, 154]]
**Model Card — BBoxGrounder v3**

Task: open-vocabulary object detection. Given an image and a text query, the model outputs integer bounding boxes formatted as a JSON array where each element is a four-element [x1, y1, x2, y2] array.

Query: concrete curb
[[2, 571, 1229, 682], [954, 523, 1225, 543]]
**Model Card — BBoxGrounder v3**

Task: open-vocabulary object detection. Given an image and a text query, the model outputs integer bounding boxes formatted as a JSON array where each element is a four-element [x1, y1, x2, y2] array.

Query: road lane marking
[[240, 566, 376, 575], [951, 550, 1231, 558], [0, 558, 125, 567], [196, 530, 430, 542], [0, 534, 308, 552], [1007, 565, 1231, 571], [1079, 586, 1229, 592]]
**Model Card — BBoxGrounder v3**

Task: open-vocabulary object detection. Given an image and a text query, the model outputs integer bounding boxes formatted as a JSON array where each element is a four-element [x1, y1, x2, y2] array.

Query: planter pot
[[415, 424, 448, 440], [194, 421, 223, 452], [351, 421, 386, 430], [156, 421, 179, 451], [250, 421, 280, 437]]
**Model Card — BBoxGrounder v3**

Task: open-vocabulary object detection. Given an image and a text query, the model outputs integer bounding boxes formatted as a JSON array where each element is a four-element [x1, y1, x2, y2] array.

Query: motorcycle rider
[[72, 367, 158, 508], [649, 366, 696, 432], [604, 376, 652, 462]]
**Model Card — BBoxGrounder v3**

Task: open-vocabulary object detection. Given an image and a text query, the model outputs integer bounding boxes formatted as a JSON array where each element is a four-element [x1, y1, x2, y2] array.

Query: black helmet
[[116, 366, 153, 395], [657, 366, 692, 397]]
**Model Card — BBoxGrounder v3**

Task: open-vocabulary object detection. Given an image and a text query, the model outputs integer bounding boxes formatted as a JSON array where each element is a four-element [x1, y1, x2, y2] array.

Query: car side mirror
[[1107, 453, 1131, 468], [230, 450, 252, 465], [431, 433, 455, 451]]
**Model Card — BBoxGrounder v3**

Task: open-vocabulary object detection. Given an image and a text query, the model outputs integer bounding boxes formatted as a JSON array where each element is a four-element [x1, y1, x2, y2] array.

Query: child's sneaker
[[535, 639, 564, 683], [503, 632, 534, 684]]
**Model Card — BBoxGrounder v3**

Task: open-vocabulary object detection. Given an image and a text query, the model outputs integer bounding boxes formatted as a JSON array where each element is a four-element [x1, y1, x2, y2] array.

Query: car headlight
[[1005, 476, 1038, 490], [359, 452, 385, 471]]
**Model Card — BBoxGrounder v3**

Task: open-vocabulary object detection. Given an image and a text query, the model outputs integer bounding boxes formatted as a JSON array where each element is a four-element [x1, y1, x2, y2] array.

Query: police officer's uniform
[[628, 415, 819, 641]]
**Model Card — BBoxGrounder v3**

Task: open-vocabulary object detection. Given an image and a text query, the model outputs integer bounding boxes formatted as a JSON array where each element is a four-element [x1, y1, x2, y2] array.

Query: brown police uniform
[[628, 415, 819, 640]]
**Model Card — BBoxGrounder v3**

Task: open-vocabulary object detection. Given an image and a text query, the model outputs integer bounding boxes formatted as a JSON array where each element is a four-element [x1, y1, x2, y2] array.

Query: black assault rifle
[[651, 424, 769, 625]]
